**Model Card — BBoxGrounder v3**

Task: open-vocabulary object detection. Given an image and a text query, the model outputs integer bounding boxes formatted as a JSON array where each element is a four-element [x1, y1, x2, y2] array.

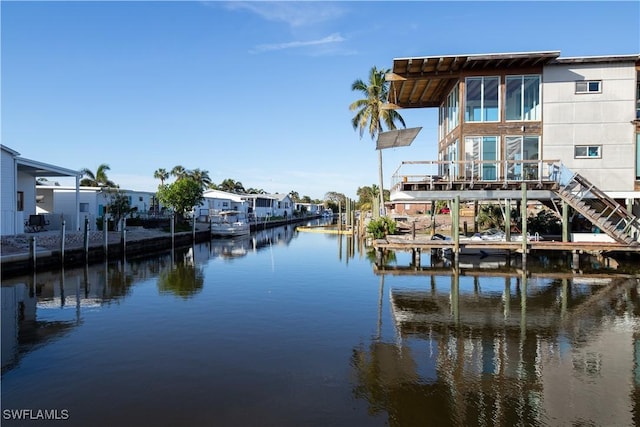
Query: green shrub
[[367, 216, 397, 239]]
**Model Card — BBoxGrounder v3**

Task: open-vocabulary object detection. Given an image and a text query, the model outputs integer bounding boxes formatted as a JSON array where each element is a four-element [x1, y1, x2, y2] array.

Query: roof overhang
[[16, 157, 81, 178], [376, 127, 422, 150], [387, 51, 560, 108]]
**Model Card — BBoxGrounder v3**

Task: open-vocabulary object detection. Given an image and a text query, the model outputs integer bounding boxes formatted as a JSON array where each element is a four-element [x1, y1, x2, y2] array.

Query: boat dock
[[371, 234, 640, 272]]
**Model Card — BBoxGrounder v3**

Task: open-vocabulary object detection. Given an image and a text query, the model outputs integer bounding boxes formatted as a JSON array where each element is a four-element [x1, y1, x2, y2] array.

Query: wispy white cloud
[[250, 32, 345, 53], [223, 1, 345, 28]]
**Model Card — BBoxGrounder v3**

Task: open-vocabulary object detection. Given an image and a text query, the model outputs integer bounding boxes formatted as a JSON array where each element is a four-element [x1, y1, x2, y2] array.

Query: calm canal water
[[2, 222, 640, 426]]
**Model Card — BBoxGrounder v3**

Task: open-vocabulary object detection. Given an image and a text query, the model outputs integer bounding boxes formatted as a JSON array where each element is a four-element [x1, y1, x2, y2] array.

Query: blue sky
[[2, 1, 639, 200]]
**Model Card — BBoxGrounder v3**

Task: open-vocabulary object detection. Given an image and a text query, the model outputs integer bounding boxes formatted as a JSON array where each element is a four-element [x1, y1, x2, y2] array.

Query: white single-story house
[[36, 185, 158, 230], [241, 194, 276, 220], [241, 193, 295, 220], [294, 202, 323, 215], [195, 189, 248, 220], [1, 145, 80, 235], [270, 193, 294, 218]]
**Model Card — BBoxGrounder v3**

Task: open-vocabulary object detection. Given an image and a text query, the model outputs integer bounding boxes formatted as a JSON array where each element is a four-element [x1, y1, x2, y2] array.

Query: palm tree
[[219, 178, 245, 194], [154, 168, 169, 186], [80, 163, 116, 187], [189, 169, 212, 190], [350, 66, 406, 214], [170, 165, 188, 181]]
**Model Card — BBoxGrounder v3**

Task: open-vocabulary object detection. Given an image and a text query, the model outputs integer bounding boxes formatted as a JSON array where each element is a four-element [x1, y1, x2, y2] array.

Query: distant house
[[1, 145, 80, 235], [195, 189, 248, 220], [294, 202, 323, 215], [270, 193, 294, 218], [36, 185, 157, 230], [241, 194, 276, 220]]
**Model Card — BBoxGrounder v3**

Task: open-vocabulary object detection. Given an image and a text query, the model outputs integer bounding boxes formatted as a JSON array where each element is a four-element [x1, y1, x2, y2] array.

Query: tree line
[[75, 62, 403, 223]]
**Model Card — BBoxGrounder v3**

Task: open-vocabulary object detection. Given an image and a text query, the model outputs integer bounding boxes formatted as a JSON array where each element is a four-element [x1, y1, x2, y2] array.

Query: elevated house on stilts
[[382, 51, 640, 249]]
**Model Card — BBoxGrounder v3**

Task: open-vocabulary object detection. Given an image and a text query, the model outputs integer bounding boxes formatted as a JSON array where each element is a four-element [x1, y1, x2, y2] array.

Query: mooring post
[[192, 215, 196, 241], [505, 199, 511, 242], [103, 215, 108, 257], [473, 201, 478, 234], [453, 196, 460, 262], [521, 183, 528, 257], [83, 217, 89, 261], [60, 219, 66, 266], [170, 214, 175, 248], [572, 250, 580, 269], [121, 218, 127, 255], [562, 200, 569, 242], [29, 236, 37, 271]]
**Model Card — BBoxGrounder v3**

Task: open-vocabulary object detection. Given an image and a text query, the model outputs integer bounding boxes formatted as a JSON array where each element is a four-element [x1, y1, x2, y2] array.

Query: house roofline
[[17, 157, 81, 177]]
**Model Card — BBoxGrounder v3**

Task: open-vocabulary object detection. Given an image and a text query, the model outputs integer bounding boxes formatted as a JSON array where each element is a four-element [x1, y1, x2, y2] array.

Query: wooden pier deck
[[373, 234, 640, 256]]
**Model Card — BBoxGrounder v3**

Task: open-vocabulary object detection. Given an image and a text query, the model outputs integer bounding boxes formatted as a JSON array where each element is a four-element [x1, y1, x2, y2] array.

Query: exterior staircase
[[554, 165, 639, 245]]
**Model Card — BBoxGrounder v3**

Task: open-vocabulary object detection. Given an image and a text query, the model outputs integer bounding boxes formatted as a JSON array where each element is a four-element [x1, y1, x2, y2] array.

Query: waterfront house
[[384, 51, 640, 242], [270, 193, 294, 219], [36, 185, 158, 230], [195, 189, 248, 220], [1, 145, 80, 235], [241, 194, 276, 220], [294, 202, 323, 216]]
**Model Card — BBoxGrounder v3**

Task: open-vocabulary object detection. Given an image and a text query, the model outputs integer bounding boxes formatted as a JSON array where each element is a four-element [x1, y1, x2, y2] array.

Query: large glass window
[[465, 136, 499, 180], [505, 136, 540, 180], [465, 77, 499, 122], [506, 75, 541, 121], [636, 134, 640, 179], [447, 86, 459, 132]]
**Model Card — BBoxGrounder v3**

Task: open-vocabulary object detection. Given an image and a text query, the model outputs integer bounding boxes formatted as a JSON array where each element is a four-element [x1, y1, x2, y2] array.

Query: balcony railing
[[391, 159, 563, 191]]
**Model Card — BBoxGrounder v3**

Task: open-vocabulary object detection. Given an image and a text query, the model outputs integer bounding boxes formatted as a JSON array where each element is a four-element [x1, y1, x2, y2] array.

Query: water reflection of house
[[1, 264, 138, 373], [353, 276, 639, 426]]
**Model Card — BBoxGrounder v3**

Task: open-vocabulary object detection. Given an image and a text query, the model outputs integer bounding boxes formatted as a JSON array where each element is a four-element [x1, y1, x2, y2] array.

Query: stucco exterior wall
[[542, 61, 637, 191], [1, 148, 17, 234]]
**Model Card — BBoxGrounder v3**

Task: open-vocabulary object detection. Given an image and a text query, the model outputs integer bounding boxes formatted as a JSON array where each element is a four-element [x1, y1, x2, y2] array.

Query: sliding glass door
[[465, 136, 498, 180], [505, 136, 540, 180]]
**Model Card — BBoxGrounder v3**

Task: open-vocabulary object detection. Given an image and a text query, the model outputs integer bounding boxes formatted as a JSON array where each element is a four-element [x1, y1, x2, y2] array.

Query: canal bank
[[1, 215, 322, 278]]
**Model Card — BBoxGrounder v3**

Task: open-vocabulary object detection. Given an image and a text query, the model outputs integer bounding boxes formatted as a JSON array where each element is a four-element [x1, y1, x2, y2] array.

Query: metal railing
[[391, 159, 563, 190]]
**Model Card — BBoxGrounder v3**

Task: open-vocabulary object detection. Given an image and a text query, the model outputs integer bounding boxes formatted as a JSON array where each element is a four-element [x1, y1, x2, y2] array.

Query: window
[[464, 136, 499, 180], [446, 86, 459, 132], [139, 196, 143, 202], [575, 80, 601, 94], [17, 191, 24, 211], [636, 134, 640, 179], [574, 145, 601, 158], [80, 203, 90, 213], [506, 75, 541, 121], [465, 77, 499, 122], [505, 136, 540, 180]]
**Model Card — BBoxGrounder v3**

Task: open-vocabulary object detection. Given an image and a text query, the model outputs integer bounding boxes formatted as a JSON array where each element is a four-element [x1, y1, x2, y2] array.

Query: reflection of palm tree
[[350, 66, 406, 212], [157, 263, 204, 298]]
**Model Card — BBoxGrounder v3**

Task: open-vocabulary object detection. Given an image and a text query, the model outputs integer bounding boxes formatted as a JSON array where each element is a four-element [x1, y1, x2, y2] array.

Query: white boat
[[210, 211, 250, 237], [322, 209, 334, 217]]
